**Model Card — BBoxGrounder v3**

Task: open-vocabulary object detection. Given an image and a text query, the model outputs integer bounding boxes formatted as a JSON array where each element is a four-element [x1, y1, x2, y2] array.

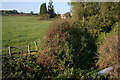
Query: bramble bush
[[39, 13, 50, 20], [57, 67, 109, 79], [96, 24, 119, 78], [2, 53, 108, 79], [39, 13, 60, 20], [2, 53, 57, 79], [37, 19, 98, 78]]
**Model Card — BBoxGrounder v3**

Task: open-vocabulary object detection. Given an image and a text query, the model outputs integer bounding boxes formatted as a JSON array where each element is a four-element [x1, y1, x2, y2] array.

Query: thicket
[[96, 24, 119, 78], [2, 54, 108, 79], [2, 54, 56, 79], [39, 13, 50, 20], [69, 2, 119, 78], [38, 19, 97, 69], [36, 19, 104, 79], [69, 2, 119, 37]]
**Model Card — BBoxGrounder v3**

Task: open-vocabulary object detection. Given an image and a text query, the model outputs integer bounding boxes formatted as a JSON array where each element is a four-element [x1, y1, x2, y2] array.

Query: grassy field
[[2, 16, 52, 54]]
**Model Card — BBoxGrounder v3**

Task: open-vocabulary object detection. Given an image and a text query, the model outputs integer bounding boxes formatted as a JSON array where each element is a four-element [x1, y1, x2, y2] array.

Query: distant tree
[[20, 12, 24, 14], [13, 10, 18, 14], [48, 0, 55, 18], [30, 11, 34, 15], [2, 11, 7, 15], [56, 12, 61, 16], [64, 12, 71, 18], [40, 3, 47, 15]]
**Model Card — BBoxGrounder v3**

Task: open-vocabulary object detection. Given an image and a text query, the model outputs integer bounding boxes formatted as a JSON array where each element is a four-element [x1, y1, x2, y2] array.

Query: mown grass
[[2, 16, 52, 54]]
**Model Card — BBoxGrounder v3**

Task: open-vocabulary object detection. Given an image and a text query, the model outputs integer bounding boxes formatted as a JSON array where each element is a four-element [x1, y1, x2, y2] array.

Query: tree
[[64, 12, 71, 18], [69, 2, 99, 26], [99, 2, 118, 32], [48, 0, 55, 18], [69, 1, 119, 36], [30, 11, 34, 15], [40, 3, 47, 15], [13, 10, 18, 14], [2, 11, 7, 15], [20, 12, 24, 14]]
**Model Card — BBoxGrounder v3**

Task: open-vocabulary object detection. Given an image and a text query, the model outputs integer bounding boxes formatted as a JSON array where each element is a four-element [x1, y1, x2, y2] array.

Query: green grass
[[2, 16, 52, 53]]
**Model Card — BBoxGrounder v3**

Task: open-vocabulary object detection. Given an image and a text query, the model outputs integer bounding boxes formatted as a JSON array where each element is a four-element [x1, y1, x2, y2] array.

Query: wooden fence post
[[28, 45, 31, 56], [8, 46, 11, 56], [38, 39, 41, 44], [34, 41, 38, 50]]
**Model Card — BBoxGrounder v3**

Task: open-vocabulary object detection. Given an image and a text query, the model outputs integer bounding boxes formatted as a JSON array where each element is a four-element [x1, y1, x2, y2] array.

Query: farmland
[[2, 16, 52, 54]]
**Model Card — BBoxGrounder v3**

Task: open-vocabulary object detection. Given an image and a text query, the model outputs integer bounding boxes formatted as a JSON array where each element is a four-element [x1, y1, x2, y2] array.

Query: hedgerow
[[36, 19, 99, 78]]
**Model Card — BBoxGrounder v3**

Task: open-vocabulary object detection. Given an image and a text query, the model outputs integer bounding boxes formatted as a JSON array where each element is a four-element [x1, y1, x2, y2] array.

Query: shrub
[[57, 68, 109, 79], [2, 53, 109, 79], [2, 53, 56, 79], [37, 19, 97, 77], [39, 13, 50, 20], [96, 26, 119, 78]]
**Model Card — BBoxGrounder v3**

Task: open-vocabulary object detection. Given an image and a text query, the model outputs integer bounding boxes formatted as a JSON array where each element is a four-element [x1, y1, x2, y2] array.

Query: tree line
[[1, 10, 38, 16]]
